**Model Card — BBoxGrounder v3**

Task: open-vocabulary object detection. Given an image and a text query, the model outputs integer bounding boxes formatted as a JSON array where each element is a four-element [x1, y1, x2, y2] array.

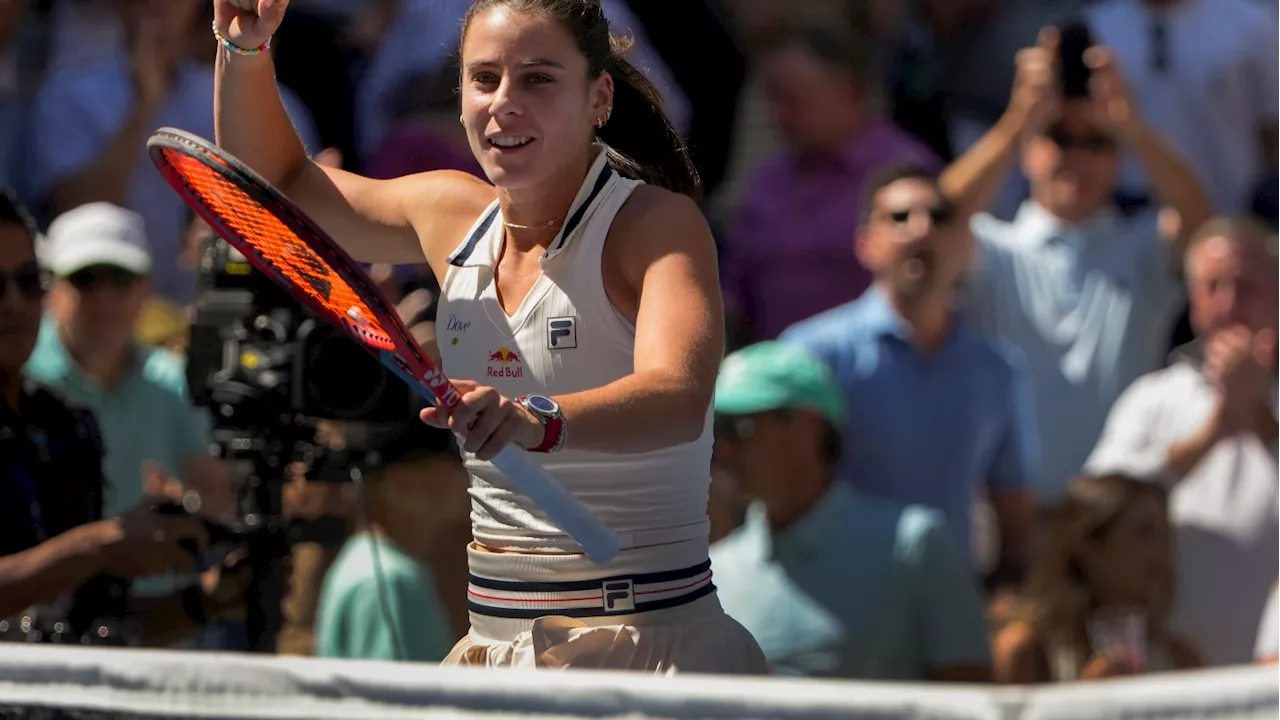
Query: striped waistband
[[467, 560, 715, 619]]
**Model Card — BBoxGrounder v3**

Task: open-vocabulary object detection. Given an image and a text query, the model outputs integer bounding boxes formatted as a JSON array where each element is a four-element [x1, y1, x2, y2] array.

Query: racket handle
[[489, 445, 622, 564]]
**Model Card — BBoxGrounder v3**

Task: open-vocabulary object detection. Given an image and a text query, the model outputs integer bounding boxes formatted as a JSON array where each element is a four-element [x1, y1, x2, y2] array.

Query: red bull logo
[[486, 347, 524, 378]]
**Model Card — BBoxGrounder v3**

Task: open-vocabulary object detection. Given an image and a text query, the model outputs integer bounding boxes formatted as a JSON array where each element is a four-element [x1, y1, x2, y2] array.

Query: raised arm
[[940, 28, 1059, 221], [1084, 47, 1211, 270], [212, 1, 493, 269]]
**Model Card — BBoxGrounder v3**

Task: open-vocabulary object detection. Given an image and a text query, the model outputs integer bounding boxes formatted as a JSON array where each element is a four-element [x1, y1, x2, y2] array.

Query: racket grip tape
[[489, 445, 622, 564]]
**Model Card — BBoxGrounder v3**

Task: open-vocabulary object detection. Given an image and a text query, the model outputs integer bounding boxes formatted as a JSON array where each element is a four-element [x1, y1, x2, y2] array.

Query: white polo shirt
[[1085, 353, 1279, 667], [1086, 0, 1279, 213]]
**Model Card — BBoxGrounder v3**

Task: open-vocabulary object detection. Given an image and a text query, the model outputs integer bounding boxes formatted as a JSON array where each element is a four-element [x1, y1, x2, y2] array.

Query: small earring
[[459, 115, 465, 124], [594, 116, 606, 129]]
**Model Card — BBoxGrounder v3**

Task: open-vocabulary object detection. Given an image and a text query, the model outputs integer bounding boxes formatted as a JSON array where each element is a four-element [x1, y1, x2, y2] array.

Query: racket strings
[[164, 150, 397, 351]]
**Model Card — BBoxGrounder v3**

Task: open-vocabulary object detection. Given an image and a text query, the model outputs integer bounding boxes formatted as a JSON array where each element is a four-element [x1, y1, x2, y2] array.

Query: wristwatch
[[515, 395, 566, 453]]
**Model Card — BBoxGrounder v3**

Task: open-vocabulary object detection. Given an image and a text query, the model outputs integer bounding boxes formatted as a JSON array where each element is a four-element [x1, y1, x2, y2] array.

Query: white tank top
[[437, 148, 714, 562]]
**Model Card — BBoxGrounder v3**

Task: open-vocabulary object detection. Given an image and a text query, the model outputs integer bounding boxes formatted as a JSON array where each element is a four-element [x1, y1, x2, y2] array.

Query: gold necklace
[[503, 219, 562, 230]]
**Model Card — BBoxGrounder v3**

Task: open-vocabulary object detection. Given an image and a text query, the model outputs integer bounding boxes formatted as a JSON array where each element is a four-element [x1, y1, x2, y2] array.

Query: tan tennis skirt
[[442, 592, 767, 673], [442, 540, 768, 674]]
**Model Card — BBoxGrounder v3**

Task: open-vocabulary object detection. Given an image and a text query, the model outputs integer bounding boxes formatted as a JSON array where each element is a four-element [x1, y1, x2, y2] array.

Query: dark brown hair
[[461, 0, 701, 201], [1019, 474, 1172, 678]]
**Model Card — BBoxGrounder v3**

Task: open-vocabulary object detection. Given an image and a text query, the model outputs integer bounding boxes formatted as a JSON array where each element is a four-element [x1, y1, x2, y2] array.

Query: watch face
[[527, 395, 559, 414]]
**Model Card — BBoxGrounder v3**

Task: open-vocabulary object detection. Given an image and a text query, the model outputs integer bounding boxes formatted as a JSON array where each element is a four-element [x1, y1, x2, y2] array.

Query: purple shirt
[[363, 123, 485, 181], [724, 120, 941, 340]]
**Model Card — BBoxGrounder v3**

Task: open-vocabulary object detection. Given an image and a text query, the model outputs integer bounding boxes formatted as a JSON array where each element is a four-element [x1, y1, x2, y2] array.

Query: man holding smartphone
[[939, 27, 1213, 512]]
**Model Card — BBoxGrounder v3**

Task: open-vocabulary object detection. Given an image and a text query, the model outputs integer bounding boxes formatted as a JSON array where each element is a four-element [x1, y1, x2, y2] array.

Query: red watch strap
[[517, 396, 564, 453], [530, 415, 564, 453]]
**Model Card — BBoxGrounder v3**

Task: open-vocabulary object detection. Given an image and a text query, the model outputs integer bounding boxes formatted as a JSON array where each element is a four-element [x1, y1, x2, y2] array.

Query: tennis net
[[0, 644, 1274, 719]]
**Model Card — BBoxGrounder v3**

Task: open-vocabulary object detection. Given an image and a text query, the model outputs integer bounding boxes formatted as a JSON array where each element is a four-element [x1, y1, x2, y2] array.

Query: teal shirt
[[24, 318, 212, 518], [710, 481, 991, 680], [316, 533, 454, 663]]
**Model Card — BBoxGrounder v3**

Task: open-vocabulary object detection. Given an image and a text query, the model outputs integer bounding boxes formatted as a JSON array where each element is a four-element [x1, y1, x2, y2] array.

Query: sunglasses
[[0, 262, 47, 300], [66, 266, 140, 290], [881, 204, 956, 226], [1045, 127, 1117, 152]]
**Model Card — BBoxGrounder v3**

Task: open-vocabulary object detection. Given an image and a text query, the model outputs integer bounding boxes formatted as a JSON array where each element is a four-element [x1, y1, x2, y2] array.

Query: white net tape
[[0, 645, 1274, 720]]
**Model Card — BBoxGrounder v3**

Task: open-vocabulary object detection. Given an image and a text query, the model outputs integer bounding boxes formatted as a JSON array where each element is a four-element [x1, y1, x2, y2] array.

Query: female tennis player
[[213, 0, 766, 672]]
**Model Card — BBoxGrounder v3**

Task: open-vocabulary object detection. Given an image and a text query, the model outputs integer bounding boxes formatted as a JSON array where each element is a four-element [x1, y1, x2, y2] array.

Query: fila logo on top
[[548, 316, 577, 349]]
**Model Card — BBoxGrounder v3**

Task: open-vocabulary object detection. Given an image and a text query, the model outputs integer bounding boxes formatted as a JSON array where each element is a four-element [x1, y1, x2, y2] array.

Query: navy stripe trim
[[551, 166, 614, 252], [449, 205, 500, 266], [469, 559, 711, 593], [469, 581, 715, 620]]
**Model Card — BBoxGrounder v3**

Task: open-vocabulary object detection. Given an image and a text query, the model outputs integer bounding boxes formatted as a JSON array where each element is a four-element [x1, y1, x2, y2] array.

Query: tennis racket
[[147, 127, 621, 564]]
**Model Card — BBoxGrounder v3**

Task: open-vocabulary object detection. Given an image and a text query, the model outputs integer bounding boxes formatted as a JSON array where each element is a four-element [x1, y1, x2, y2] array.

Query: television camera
[[183, 235, 426, 652]]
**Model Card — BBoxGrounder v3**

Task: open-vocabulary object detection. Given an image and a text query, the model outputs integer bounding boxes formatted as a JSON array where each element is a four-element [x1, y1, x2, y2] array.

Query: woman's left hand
[[420, 380, 544, 460]]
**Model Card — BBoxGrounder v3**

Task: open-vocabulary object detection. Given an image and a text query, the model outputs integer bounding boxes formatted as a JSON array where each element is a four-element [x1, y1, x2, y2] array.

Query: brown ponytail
[[462, 0, 702, 202]]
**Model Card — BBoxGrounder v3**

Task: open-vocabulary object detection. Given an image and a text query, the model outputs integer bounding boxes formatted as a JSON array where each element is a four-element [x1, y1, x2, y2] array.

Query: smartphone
[[1058, 18, 1094, 99]]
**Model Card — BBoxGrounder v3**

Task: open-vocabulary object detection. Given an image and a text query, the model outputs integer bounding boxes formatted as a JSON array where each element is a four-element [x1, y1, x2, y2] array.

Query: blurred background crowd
[[0, 0, 1277, 689]]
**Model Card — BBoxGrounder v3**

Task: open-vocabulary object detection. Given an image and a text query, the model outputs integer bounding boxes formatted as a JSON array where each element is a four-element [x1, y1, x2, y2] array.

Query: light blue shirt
[[24, 318, 212, 519], [316, 533, 454, 663], [780, 287, 1038, 557], [711, 481, 991, 680], [967, 202, 1183, 504]]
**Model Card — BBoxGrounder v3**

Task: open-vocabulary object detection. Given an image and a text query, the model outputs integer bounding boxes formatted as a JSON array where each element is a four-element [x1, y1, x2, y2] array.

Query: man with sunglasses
[[709, 341, 991, 680], [0, 191, 236, 646], [939, 29, 1212, 513], [779, 165, 1038, 593]]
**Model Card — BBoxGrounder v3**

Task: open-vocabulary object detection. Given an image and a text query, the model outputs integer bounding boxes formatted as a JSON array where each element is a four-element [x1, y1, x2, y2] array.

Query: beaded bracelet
[[212, 21, 271, 56]]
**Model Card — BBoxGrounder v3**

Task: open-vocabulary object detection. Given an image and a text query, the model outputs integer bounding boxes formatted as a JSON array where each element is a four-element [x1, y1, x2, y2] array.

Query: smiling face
[[459, 6, 613, 191]]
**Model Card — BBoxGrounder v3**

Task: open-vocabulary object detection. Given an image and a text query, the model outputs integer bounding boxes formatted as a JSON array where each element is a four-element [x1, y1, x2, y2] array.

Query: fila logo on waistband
[[603, 579, 635, 612]]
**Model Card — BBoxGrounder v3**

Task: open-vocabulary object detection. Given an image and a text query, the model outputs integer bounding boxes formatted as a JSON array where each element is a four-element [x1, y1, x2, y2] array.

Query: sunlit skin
[[857, 178, 972, 307], [459, 7, 613, 229], [1186, 235, 1278, 339], [1021, 102, 1121, 224]]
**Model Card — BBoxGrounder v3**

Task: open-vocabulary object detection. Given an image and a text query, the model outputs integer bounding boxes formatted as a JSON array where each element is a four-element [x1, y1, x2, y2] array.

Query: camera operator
[[0, 191, 240, 647]]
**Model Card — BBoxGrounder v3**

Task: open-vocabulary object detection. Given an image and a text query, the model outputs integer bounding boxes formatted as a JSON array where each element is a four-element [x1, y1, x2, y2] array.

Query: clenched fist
[[214, 0, 290, 51]]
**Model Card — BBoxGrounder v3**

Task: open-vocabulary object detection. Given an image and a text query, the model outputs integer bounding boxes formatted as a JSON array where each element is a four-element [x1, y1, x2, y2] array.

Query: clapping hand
[[1204, 325, 1278, 433], [1009, 28, 1062, 131], [1084, 46, 1143, 139]]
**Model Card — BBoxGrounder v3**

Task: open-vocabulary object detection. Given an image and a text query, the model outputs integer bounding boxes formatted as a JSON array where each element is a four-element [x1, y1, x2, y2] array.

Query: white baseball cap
[[41, 202, 154, 277]]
